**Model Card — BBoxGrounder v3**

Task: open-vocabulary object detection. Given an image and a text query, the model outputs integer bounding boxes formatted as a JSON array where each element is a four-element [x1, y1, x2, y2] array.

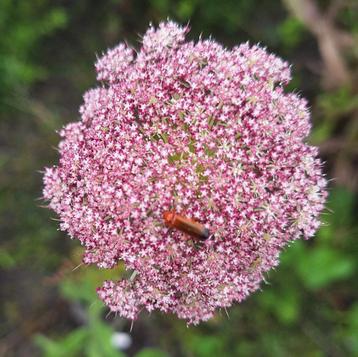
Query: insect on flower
[[163, 210, 210, 241]]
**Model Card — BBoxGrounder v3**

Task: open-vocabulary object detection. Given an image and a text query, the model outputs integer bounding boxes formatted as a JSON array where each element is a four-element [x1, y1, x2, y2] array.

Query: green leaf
[[259, 287, 300, 325], [297, 247, 355, 289], [278, 17, 306, 50], [34, 328, 88, 357], [326, 187, 355, 228], [187, 335, 222, 357], [135, 348, 169, 357], [0, 250, 16, 269]]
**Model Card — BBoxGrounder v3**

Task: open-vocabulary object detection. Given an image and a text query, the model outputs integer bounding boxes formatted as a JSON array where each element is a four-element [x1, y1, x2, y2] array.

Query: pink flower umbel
[[43, 21, 327, 324]]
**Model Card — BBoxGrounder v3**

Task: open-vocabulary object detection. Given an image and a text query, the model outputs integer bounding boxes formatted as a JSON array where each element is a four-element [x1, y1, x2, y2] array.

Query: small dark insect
[[133, 105, 142, 126], [163, 210, 210, 241]]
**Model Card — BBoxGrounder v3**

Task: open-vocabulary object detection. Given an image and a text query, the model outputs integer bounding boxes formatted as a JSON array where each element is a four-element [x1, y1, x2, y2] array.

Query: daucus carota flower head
[[43, 21, 327, 324]]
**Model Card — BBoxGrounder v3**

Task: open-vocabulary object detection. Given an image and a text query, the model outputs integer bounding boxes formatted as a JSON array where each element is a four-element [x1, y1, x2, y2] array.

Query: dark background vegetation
[[0, 0, 357, 356]]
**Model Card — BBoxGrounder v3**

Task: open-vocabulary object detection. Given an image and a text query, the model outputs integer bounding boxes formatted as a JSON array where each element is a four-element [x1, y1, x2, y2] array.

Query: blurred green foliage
[[0, 0, 357, 356], [35, 262, 126, 357], [0, 0, 67, 105]]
